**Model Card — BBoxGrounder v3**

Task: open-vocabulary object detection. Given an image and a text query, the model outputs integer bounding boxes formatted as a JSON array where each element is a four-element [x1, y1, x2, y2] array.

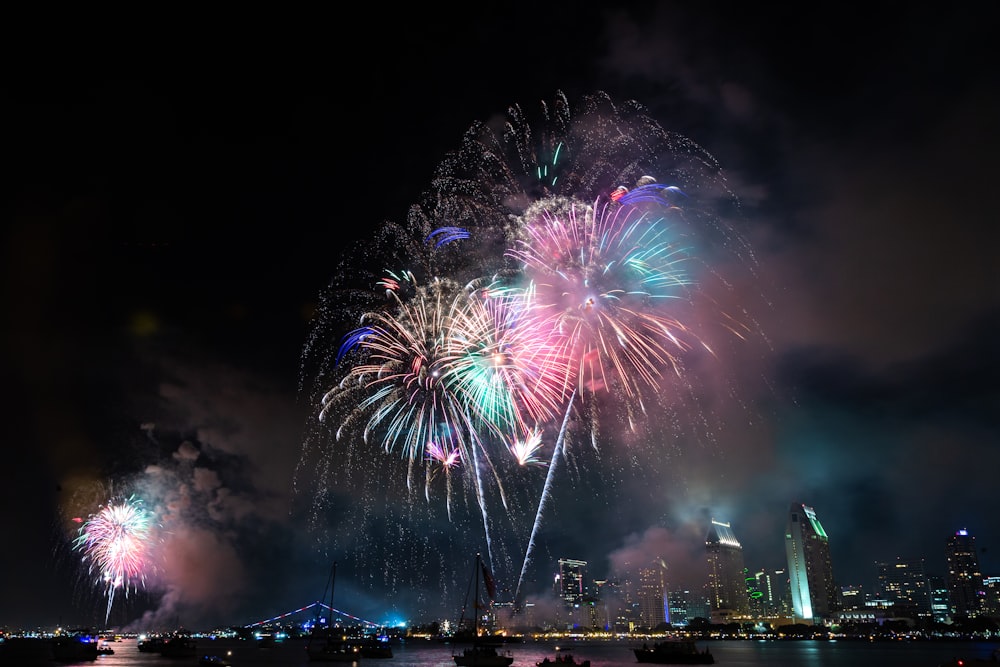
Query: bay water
[[81, 636, 998, 667]]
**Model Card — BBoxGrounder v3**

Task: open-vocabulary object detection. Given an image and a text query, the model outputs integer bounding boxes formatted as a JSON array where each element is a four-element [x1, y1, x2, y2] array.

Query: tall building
[[785, 503, 838, 622], [945, 529, 984, 618], [637, 564, 667, 628], [667, 589, 711, 625], [665, 590, 691, 627], [927, 575, 951, 623], [875, 557, 931, 619], [982, 577, 1000, 618], [555, 558, 588, 606], [749, 569, 789, 619], [705, 519, 750, 620]]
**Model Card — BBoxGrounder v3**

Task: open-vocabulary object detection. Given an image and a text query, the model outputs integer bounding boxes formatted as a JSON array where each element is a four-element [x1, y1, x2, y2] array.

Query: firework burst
[[509, 188, 700, 402], [508, 429, 546, 467], [73, 495, 154, 622], [319, 272, 555, 567], [297, 90, 767, 618]]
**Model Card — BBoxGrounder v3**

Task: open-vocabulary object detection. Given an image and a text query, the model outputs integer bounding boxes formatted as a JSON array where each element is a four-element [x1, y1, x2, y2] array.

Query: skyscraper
[[945, 528, 984, 618], [928, 575, 951, 623], [875, 556, 931, 619], [749, 568, 788, 619], [637, 564, 667, 628], [556, 558, 588, 606], [785, 503, 838, 622], [705, 519, 750, 620]]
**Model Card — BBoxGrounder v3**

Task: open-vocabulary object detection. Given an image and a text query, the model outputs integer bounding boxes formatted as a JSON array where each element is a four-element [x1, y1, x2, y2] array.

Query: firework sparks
[[298, 90, 765, 616], [509, 188, 697, 402], [73, 495, 154, 622], [425, 441, 462, 520], [507, 183, 709, 605], [320, 272, 532, 567], [508, 429, 546, 467], [445, 279, 572, 440]]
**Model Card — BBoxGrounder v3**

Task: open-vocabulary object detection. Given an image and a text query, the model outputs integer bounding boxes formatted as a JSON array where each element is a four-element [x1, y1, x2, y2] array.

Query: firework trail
[[507, 186, 706, 606], [514, 388, 575, 605], [73, 495, 154, 623]]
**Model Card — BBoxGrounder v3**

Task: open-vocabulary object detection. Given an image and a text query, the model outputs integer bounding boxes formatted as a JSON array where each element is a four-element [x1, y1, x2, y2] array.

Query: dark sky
[[3, 5, 998, 631]]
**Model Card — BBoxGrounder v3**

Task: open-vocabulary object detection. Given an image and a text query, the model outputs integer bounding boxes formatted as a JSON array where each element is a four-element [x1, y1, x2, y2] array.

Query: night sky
[[4, 5, 998, 631]]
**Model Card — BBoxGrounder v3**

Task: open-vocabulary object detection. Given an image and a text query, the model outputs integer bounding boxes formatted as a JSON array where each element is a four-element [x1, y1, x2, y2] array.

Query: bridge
[[244, 601, 383, 629]]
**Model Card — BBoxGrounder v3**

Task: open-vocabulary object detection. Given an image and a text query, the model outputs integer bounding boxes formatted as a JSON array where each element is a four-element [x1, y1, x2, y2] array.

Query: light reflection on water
[[77, 637, 998, 667]]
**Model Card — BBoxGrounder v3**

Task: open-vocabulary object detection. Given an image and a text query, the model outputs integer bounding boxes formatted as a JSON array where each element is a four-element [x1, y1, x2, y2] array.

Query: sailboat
[[452, 554, 514, 667], [306, 562, 363, 663]]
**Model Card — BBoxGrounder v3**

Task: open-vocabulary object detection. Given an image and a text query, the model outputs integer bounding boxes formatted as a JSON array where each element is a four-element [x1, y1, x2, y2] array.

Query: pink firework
[[426, 440, 462, 469], [425, 441, 462, 520], [508, 190, 699, 401], [74, 495, 154, 621]]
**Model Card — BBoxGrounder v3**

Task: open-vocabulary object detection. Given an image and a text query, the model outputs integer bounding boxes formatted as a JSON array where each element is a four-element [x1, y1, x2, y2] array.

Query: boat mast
[[474, 553, 480, 638], [328, 561, 337, 613], [314, 561, 337, 630]]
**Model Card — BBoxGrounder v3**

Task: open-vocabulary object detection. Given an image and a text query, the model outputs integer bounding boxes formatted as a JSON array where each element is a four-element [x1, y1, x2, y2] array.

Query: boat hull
[[307, 637, 363, 663], [632, 641, 714, 665], [453, 645, 515, 667], [537, 655, 590, 667]]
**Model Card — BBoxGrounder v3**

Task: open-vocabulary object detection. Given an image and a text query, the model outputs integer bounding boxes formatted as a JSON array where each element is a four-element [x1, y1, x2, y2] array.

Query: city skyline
[[524, 522, 996, 630], [4, 4, 998, 631], [525, 520, 996, 611]]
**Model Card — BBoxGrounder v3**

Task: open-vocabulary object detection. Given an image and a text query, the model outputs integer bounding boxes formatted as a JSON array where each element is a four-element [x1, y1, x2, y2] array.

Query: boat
[[633, 640, 714, 665], [307, 561, 363, 663], [159, 633, 198, 658], [0, 636, 55, 665], [308, 629, 363, 663], [137, 634, 166, 652], [451, 553, 514, 667], [537, 653, 590, 667], [454, 643, 516, 667], [52, 631, 99, 662], [358, 637, 393, 658]]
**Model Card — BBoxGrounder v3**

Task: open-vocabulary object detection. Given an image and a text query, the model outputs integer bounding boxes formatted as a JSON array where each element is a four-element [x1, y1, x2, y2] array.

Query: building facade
[[785, 503, 838, 623], [555, 558, 588, 607], [637, 564, 667, 629], [749, 568, 790, 620], [705, 519, 750, 620], [875, 556, 931, 619], [945, 529, 984, 618]]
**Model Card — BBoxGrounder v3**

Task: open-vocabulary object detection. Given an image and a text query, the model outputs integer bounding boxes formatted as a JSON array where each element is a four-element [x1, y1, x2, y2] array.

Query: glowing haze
[[296, 90, 769, 621]]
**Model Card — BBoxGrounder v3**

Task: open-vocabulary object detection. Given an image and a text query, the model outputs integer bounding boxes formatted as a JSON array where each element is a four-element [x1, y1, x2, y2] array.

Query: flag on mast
[[482, 562, 497, 600]]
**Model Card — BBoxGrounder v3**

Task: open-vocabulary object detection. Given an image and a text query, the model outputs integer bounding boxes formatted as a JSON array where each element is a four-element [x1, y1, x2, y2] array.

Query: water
[[76, 637, 999, 667]]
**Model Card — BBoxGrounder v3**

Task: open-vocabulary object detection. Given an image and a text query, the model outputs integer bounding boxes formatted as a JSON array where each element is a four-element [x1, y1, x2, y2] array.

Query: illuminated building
[[666, 590, 690, 626], [982, 577, 1000, 618], [751, 569, 789, 619], [875, 557, 930, 619], [637, 564, 667, 628], [785, 503, 838, 623], [555, 558, 588, 606], [945, 528, 984, 618], [705, 519, 750, 620], [928, 575, 951, 623]]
